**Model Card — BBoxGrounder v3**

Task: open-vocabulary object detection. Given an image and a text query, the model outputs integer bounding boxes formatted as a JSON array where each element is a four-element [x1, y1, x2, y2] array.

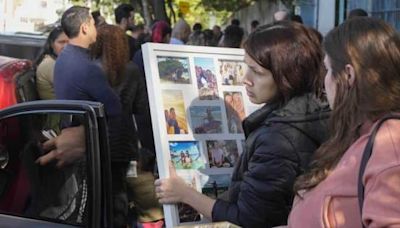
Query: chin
[[249, 98, 261, 105]]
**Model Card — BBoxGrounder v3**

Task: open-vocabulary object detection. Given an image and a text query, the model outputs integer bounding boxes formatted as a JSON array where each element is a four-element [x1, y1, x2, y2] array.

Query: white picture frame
[[142, 43, 260, 227]]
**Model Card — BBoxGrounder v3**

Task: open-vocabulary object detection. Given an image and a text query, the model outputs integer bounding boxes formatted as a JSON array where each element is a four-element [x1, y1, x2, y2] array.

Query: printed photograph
[[157, 56, 191, 84], [189, 106, 223, 134], [201, 174, 231, 199], [177, 171, 201, 223], [206, 140, 239, 168], [224, 92, 246, 133], [194, 57, 219, 100], [219, 60, 247, 85], [169, 141, 206, 170], [162, 90, 188, 134]]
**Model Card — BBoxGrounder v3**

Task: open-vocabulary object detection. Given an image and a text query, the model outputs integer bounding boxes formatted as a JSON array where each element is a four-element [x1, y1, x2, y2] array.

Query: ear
[[344, 64, 356, 87], [81, 22, 88, 35]]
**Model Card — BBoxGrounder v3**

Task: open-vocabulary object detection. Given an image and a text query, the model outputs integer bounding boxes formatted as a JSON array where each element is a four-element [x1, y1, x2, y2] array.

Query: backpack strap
[[358, 113, 400, 227]]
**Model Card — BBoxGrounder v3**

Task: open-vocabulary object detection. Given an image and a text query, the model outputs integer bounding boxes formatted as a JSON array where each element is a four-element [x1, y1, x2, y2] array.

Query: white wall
[[232, 1, 286, 35], [317, 0, 336, 35]]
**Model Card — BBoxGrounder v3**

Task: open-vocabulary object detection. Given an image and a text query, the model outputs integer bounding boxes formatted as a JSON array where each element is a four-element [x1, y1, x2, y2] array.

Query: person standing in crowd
[[115, 3, 137, 58], [187, 22, 205, 46], [155, 21, 329, 227], [291, 14, 303, 24], [35, 26, 68, 100], [50, 6, 124, 227], [289, 17, 400, 228], [54, 6, 121, 119], [203, 29, 214, 46], [169, 18, 191, 45], [91, 10, 106, 27], [250, 20, 259, 33], [231, 18, 240, 26], [211, 25, 223, 46], [219, 24, 244, 48], [91, 24, 160, 227], [348, 8, 368, 19], [133, 20, 171, 72]]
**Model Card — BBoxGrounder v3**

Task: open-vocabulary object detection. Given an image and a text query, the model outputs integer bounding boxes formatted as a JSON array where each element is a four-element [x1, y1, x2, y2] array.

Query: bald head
[[274, 10, 289, 21]]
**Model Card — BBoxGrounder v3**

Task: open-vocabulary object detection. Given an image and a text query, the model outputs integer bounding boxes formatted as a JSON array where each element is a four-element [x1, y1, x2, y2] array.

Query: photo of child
[[219, 60, 247, 85], [162, 90, 188, 134], [157, 56, 191, 84], [206, 140, 239, 168], [189, 106, 223, 134], [194, 57, 219, 100], [169, 141, 206, 170], [224, 92, 246, 133]]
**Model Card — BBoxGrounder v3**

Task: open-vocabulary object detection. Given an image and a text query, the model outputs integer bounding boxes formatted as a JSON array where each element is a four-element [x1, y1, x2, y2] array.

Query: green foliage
[[167, 0, 233, 28], [158, 59, 183, 77], [201, 0, 256, 12]]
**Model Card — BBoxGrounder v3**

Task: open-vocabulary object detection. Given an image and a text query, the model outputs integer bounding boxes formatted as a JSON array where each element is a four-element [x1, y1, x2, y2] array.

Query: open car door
[[0, 100, 113, 228]]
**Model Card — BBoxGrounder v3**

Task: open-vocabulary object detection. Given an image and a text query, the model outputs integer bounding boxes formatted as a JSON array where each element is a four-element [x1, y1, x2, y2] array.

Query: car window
[[0, 112, 89, 226]]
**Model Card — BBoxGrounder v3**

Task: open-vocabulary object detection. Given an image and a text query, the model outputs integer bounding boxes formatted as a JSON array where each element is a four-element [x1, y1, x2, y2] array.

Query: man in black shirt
[[115, 3, 137, 59]]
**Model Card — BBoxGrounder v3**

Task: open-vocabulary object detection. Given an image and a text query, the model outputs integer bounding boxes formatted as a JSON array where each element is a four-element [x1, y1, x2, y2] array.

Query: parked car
[[0, 56, 114, 227]]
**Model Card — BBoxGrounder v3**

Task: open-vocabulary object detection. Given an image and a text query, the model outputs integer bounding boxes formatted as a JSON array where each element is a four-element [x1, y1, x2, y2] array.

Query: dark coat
[[111, 61, 149, 161], [212, 93, 330, 228]]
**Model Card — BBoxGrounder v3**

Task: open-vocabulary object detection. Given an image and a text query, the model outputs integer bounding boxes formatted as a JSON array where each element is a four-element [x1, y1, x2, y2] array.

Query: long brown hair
[[295, 18, 400, 191], [91, 24, 129, 87], [243, 21, 325, 105]]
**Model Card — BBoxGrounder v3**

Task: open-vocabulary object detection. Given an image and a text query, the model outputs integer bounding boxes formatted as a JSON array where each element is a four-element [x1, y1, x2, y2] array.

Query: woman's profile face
[[243, 53, 277, 104], [324, 55, 336, 109], [52, 32, 69, 56]]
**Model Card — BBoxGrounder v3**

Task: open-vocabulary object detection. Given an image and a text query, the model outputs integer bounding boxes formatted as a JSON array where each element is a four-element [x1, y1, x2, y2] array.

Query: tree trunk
[[141, 0, 152, 28], [152, 0, 169, 23]]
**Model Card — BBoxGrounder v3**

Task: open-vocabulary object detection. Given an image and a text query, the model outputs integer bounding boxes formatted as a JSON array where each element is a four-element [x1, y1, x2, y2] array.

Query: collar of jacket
[[242, 93, 330, 137]]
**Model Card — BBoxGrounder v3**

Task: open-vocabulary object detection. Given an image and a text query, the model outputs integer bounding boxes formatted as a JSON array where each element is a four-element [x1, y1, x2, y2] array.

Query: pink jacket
[[288, 118, 400, 228]]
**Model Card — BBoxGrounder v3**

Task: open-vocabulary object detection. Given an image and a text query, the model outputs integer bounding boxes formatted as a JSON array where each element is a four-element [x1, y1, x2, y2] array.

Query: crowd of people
[[31, 3, 400, 228]]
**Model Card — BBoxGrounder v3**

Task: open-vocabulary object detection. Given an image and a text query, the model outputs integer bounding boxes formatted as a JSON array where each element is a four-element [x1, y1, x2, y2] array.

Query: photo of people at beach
[[219, 60, 247, 85], [194, 57, 219, 100], [206, 140, 239, 168], [157, 56, 191, 84], [189, 106, 223, 134], [224, 92, 246, 133], [162, 90, 188, 134], [169, 141, 206, 170]]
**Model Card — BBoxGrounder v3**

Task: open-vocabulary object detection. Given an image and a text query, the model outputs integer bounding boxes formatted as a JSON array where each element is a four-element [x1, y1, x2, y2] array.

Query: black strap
[[358, 113, 400, 227]]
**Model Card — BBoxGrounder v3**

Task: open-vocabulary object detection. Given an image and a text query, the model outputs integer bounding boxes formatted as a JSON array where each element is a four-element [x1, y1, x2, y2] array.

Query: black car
[[0, 100, 114, 227]]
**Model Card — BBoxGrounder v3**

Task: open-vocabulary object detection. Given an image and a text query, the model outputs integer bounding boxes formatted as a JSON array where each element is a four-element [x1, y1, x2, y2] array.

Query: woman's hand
[[154, 161, 216, 219], [154, 162, 192, 204]]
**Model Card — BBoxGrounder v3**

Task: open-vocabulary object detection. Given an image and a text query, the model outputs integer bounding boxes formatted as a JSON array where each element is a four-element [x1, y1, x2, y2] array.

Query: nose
[[242, 68, 253, 87]]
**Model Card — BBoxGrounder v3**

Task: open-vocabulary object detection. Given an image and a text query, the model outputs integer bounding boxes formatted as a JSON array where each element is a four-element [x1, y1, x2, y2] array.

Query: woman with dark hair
[[154, 21, 329, 227], [289, 17, 400, 228], [35, 26, 68, 100]]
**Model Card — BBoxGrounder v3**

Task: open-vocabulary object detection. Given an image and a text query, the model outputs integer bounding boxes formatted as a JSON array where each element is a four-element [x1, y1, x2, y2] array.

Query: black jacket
[[110, 62, 149, 161], [212, 93, 330, 227]]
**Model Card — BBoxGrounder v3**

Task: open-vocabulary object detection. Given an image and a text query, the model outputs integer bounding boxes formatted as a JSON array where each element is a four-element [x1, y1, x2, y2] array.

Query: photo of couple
[[162, 90, 188, 134]]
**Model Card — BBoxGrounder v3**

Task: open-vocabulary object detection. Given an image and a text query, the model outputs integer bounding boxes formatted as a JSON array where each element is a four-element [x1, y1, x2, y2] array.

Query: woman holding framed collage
[[154, 21, 330, 227]]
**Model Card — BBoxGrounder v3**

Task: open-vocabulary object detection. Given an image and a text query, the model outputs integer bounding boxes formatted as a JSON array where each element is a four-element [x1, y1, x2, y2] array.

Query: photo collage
[[157, 55, 250, 169], [153, 52, 257, 224]]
